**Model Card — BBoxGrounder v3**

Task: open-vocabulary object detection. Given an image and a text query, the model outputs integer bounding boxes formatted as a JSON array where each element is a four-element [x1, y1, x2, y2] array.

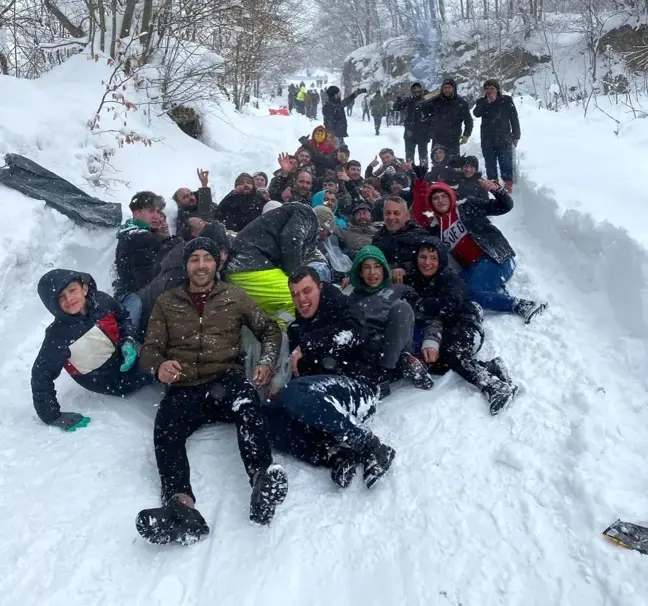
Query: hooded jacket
[[370, 93, 388, 117], [422, 78, 473, 143], [312, 190, 346, 228], [308, 126, 337, 156], [32, 270, 138, 424], [225, 203, 325, 275], [412, 180, 515, 264], [216, 175, 267, 232], [473, 81, 521, 144], [371, 220, 429, 272], [392, 84, 429, 138]]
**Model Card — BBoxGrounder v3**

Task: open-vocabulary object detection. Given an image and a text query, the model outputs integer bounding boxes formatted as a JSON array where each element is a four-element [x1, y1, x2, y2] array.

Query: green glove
[[460, 135, 469, 145], [120, 341, 138, 372], [51, 412, 91, 432]]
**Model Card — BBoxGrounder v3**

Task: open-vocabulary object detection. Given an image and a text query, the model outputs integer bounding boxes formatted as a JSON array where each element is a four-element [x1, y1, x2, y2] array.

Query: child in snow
[[406, 238, 519, 415], [31, 269, 151, 431]]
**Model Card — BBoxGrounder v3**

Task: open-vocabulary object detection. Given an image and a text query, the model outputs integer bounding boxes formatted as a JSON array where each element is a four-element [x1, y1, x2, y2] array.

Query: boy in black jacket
[[32, 270, 151, 431]]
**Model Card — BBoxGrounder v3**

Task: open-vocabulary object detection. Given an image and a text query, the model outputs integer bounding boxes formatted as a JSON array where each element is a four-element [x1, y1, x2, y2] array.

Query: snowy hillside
[[1, 55, 648, 606]]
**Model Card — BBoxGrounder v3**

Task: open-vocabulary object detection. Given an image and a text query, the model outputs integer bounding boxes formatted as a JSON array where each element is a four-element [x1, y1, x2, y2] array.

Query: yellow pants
[[226, 268, 295, 328]]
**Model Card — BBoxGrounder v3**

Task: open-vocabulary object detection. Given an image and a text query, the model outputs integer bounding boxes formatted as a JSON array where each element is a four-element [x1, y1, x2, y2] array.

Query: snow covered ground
[[1, 57, 648, 606]]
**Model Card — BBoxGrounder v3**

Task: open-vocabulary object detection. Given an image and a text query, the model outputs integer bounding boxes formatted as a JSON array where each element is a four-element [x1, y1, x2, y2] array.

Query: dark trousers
[[276, 375, 378, 452], [405, 135, 429, 165], [460, 257, 517, 312], [481, 141, 514, 181], [153, 369, 272, 504], [373, 115, 383, 133], [380, 300, 414, 369], [432, 139, 460, 159]]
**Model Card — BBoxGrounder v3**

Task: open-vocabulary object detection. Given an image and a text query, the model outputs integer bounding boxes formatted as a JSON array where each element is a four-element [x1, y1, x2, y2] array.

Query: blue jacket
[[32, 270, 137, 424]]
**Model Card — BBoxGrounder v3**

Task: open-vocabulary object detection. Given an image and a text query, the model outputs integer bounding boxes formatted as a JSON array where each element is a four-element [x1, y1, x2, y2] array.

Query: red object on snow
[[269, 107, 291, 116]]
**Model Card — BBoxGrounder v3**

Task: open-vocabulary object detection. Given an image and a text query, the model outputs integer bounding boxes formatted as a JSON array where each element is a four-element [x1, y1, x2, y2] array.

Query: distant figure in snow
[[322, 85, 366, 147]]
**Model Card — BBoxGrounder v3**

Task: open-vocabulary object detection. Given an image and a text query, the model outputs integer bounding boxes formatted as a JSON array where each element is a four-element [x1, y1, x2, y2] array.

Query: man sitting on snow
[[455, 156, 489, 202], [339, 202, 380, 259], [271, 154, 314, 205], [172, 168, 216, 234], [215, 173, 266, 233], [136, 237, 287, 545], [31, 270, 150, 431]]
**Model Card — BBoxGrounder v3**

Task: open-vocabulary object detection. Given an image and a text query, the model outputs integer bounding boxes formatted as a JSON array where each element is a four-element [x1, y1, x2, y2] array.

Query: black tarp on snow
[[0, 153, 122, 227]]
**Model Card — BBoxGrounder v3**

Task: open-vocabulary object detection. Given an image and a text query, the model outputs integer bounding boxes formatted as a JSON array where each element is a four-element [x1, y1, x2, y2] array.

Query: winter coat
[[473, 92, 521, 145], [412, 180, 515, 264], [339, 223, 379, 259], [298, 138, 339, 178], [32, 270, 137, 424], [176, 187, 217, 235], [140, 281, 281, 386], [405, 237, 483, 351], [455, 172, 489, 202], [225, 203, 325, 275], [287, 282, 370, 378], [322, 92, 358, 138], [268, 172, 312, 205], [296, 86, 307, 102], [216, 190, 266, 233], [422, 81, 473, 144], [112, 218, 168, 300], [372, 221, 429, 272], [392, 95, 429, 140], [370, 95, 387, 117], [307, 126, 337, 156]]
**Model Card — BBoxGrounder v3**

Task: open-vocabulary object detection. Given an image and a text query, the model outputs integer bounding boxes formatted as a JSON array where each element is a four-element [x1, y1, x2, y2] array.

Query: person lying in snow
[[406, 238, 519, 414], [172, 168, 216, 234], [348, 245, 435, 392], [136, 237, 287, 545], [280, 266, 395, 489], [412, 174, 547, 323], [31, 270, 151, 431], [215, 172, 267, 233]]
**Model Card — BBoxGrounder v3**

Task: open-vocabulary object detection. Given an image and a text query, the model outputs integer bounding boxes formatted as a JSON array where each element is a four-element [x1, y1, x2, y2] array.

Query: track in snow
[[1, 113, 648, 606]]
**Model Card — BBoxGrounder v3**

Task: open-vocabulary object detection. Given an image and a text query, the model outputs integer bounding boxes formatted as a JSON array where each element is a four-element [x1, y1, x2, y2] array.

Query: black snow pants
[[154, 369, 272, 504], [404, 134, 429, 165]]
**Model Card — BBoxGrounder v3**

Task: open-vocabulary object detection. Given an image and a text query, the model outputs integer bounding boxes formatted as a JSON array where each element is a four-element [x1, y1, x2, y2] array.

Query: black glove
[[298, 135, 308, 144], [50, 412, 91, 432], [412, 165, 427, 180]]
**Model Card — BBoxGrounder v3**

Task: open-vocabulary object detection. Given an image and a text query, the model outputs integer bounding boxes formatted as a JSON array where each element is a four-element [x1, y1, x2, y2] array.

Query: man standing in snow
[[473, 79, 520, 193], [393, 82, 430, 165], [370, 91, 388, 136], [322, 85, 366, 146], [136, 237, 287, 545], [279, 266, 396, 489]]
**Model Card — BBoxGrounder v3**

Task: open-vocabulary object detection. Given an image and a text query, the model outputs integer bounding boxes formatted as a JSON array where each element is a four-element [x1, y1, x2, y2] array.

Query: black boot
[[329, 446, 360, 488], [478, 357, 512, 384], [457, 359, 518, 415], [136, 497, 210, 546], [483, 378, 519, 415], [397, 352, 435, 390], [513, 299, 548, 324], [249, 464, 288, 526], [361, 435, 396, 488]]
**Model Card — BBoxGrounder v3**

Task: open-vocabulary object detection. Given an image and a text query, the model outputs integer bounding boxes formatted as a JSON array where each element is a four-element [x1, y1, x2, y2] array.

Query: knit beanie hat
[[183, 236, 221, 269], [313, 205, 334, 232], [483, 78, 501, 92], [463, 156, 479, 170], [326, 85, 340, 98]]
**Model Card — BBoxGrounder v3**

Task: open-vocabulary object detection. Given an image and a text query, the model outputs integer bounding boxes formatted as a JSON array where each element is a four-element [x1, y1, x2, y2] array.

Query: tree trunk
[[120, 0, 137, 38], [43, 0, 85, 38]]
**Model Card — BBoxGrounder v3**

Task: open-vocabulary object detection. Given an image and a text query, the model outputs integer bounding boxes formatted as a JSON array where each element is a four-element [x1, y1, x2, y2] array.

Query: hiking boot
[[514, 300, 548, 324], [398, 352, 435, 390], [483, 377, 519, 416], [361, 436, 396, 489], [329, 447, 360, 488], [136, 497, 210, 546], [479, 357, 512, 384], [249, 464, 288, 526]]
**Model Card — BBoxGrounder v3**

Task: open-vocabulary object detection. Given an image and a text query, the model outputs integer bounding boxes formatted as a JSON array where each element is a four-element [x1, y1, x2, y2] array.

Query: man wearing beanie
[[215, 172, 266, 232], [322, 84, 367, 146], [420, 77, 473, 159], [340, 202, 380, 259], [455, 156, 489, 202], [137, 236, 286, 545], [392, 81, 431, 165], [473, 78, 521, 193]]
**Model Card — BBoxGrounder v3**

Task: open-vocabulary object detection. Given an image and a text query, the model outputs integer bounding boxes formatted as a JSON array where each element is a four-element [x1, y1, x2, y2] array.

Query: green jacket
[[370, 95, 387, 117]]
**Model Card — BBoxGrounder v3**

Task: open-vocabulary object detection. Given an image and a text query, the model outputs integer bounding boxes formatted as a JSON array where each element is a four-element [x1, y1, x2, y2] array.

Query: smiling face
[[58, 281, 89, 315], [417, 247, 440, 278], [253, 174, 267, 189], [360, 258, 384, 289], [133, 206, 162, 230], [380, 151, 394, 165], [290, 275, 322, 319], [323, 191, 336, 210], [430, 190, 452, 215], [347, 165, 361, 180], [383, 199, 409, 233], [295, 171, 312, 195], [462, 165, 476, 178], [297, 150, 311, 165], [186, 249, 217, 291]]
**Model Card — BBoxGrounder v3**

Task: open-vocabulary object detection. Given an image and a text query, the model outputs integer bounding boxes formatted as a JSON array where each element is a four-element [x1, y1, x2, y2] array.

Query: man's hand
[[422, 348, 440, 364], [278, 152, 293, 175], [337, 170, 350, 182], [197, 169, 209, 188], [51, 412, 91, 432], [460, 135, 469, 145], [401, 161, 413, 172], [391, 268, 406, 284], [281, 187, 292, 202], [512, 138, 519, 148], [234, 183, 246, 194], [290, 346, 303, 377], [484, 180, 503, 192], [369, 156, 379, 168], [412, 165, 427, 180], [252, 365, 273, 389], [158, 360, 183, 384], [298, 135, 308, 144]]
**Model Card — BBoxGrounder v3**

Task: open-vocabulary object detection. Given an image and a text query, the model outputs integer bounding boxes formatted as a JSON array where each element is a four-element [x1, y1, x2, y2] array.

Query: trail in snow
[[1, 71, 648, 606]]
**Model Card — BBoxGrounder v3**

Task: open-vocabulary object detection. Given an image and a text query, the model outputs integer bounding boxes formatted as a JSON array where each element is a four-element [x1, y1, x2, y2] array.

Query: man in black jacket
[[473, 79, 521, 193], [172, 169, 217, 234], [216, 173, 266, 232], [322, 86, 365, 146], [393, 82, 430, 165], [277, 267, 395, 489], [421, 78, 473, 159], [455, 156, 489, 202]]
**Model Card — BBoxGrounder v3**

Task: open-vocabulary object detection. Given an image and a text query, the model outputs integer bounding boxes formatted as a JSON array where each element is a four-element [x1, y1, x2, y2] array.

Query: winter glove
[[460, 135, 469, 145], [120, 341, 138, 372], [50, 412, 91, 432], [412, 165, 427, 180], [298, 135, 308, 144]]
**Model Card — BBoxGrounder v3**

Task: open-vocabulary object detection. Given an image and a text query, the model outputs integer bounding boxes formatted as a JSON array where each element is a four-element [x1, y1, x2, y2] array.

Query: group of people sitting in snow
[[31, 77, 543, 546]]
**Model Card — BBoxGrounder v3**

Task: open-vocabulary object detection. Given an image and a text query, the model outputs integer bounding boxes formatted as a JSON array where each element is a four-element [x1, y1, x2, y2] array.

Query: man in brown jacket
[[135, 236, 287, 546]]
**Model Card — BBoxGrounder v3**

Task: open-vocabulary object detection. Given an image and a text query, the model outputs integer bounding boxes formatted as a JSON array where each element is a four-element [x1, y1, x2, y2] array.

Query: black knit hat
[[183, 236, 222, 269], [483, 78, 501, 92], [235, 172, 254, 187], [352, 202, 373, 215], [326, 85, 340, 98], [463, 156, 479, 169]]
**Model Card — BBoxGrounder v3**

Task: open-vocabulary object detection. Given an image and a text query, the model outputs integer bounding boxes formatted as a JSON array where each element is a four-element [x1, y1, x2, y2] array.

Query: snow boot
[[504, 180, 513, 194], [483, 377, 519, 416], [329, 446, 360, 488], [249, 464, 288, 526], [136, 497, 210, 546], [397, 352, 435, 390], [514, 299, 548, 324], [479, 357, 512, 384], [361, 435, 396, 489]]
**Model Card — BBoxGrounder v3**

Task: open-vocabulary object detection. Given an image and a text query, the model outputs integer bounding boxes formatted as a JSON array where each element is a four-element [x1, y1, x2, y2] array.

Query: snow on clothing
[[153, 369, 274, 504], [225, 203, 325, 277], [349, 246, 418, 369], [216, 189, 266, 233], [421, 79, 473, 150], [140, 281, 281, 386], [32, 270, 146, 424], [371, 220, 429, 273], [175, 187, 217, 235], [322, 90, 359, 139], [312, 190, 347, 228]]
